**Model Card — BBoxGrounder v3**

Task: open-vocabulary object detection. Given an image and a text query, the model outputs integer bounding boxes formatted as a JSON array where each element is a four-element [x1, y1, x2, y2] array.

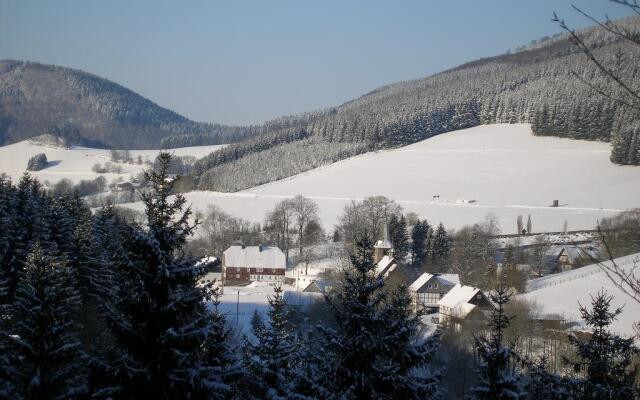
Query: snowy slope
[[127, 124, 640, 233], [521, 253, 640, 339], [0, 141, 226, 184]]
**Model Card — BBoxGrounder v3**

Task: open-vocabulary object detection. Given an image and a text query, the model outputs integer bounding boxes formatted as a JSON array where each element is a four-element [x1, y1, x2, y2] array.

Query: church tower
[[373, 224, 393, 264]]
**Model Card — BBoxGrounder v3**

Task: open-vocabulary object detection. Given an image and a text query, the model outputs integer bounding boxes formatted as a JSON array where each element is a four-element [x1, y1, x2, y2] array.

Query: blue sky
[[0, 1, 635, 125]]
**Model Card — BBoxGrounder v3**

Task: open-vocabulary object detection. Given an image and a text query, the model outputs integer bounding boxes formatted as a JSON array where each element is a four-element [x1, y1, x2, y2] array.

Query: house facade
[[222, 244, 286, 284], [438, 284, 493, 331], [408, 273, 460, 313]]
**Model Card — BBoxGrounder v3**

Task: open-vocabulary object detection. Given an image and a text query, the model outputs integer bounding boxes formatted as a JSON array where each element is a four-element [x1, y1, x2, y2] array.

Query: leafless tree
[[265, 199, 295, 261], [290, 195, 319, 256]]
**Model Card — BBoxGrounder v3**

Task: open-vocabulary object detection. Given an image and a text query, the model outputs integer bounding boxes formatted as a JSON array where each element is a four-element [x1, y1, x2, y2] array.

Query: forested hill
[[190, 16, 640, 192], [0, 60, 259, 149]]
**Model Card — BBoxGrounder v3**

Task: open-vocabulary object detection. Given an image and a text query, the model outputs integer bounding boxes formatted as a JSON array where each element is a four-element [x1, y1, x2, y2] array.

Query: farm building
[[408, 273, 460, 313], [222, 244, 286, 284]]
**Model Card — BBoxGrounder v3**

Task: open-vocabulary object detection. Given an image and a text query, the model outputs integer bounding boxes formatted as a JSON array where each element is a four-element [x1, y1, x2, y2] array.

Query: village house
[[547, 245, 600, 272], [302, 279, 335, 294], [222, 244, 286, 284], [408, 273, 460, 313], [438, 284, 493, 331]]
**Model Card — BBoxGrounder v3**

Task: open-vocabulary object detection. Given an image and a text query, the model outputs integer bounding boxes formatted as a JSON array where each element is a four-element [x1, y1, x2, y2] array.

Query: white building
[[438, 284, 493, 331], [223, 244, 286, 284]]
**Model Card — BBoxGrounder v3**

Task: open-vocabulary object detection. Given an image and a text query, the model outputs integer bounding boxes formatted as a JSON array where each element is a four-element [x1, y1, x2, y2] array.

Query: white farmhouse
[[223, 244, 286, 284], [438, 284, 493, 331]]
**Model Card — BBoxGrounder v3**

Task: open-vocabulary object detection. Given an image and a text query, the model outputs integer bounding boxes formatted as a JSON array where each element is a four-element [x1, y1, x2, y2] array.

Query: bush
[[26, 153, 48, 171]]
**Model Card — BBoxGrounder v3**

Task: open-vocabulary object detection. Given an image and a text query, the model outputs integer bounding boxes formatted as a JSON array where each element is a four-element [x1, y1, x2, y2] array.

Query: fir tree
[[470, 285, 525, 400], [411, 219, 430, 266], [564, 290, 638, 399], [390, 214, 410, 261], [430, 223, 451, 269], [0, 245, 87, 400], [317, 236, 442, 399], [199, 285, 241, 400], [242, 285, 296, 400], [522, 349, 573, 400], [101, 152, 212, 399]]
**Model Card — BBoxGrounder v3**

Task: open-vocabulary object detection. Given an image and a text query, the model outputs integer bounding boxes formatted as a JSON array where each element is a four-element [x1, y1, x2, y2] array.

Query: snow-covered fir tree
[[242, 285, 297, 400], [410, 219, 431, 266], [316, 236, 442, 399], [470, 285, 525, 400], [0, 245, 87, 400], [388, 214, 409, 261], [99, 152, 214, 399], [198, 285, 242, 400], [429, 223, 451, 269], [564, 290, 638, 399]]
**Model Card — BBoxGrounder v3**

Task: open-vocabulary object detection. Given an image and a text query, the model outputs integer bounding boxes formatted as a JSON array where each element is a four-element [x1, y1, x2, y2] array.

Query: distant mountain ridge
[[0, 60, 256, 149]]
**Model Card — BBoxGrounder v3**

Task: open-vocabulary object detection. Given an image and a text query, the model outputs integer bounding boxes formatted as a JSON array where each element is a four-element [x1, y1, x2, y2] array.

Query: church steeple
[[373, 224, 393, 264]]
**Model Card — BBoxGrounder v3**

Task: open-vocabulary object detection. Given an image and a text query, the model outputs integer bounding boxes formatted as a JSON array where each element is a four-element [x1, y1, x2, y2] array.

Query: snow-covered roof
[[374, 239, 392, 249], [438, 274, 460, 286], [409, 273, 435, 292], [438, 284, 483, 309], [376, 255, 397, 277], [303, 279, 335, 293], [223, 245, 286, 269], [283, 291, 324, 307], [409, 273, 460, 292], [546, 245, 599, 262]]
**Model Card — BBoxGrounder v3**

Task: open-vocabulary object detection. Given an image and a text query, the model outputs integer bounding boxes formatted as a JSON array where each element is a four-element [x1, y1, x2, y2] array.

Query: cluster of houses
[[195, 226, 606, 338]]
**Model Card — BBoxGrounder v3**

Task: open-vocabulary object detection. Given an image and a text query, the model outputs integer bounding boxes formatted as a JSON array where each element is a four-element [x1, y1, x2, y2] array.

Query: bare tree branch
[[571, 4, 640, 45], [609, 0, 640, 16], [552, 11, 640, 110]]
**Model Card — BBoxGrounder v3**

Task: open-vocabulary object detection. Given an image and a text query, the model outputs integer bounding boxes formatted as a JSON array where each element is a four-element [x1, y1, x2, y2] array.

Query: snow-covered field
[[126, 124, 639, 234], [0, 141, 226, 184], [2, 124, 639, 233], [521, 253, 640, 340]]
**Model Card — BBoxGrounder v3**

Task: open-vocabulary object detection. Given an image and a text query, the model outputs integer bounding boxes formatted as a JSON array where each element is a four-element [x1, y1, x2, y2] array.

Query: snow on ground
[[521, 253, 640, 340], [0, 140, 226, 185], [215, 284, 279, 333], [126, 124, 639, 233]]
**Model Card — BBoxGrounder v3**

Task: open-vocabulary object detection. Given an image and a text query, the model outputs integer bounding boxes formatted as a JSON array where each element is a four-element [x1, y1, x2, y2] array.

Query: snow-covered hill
[[521, 253, 640, 339], [0, 140, 226, 184], [129, 124, 640, 234]]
